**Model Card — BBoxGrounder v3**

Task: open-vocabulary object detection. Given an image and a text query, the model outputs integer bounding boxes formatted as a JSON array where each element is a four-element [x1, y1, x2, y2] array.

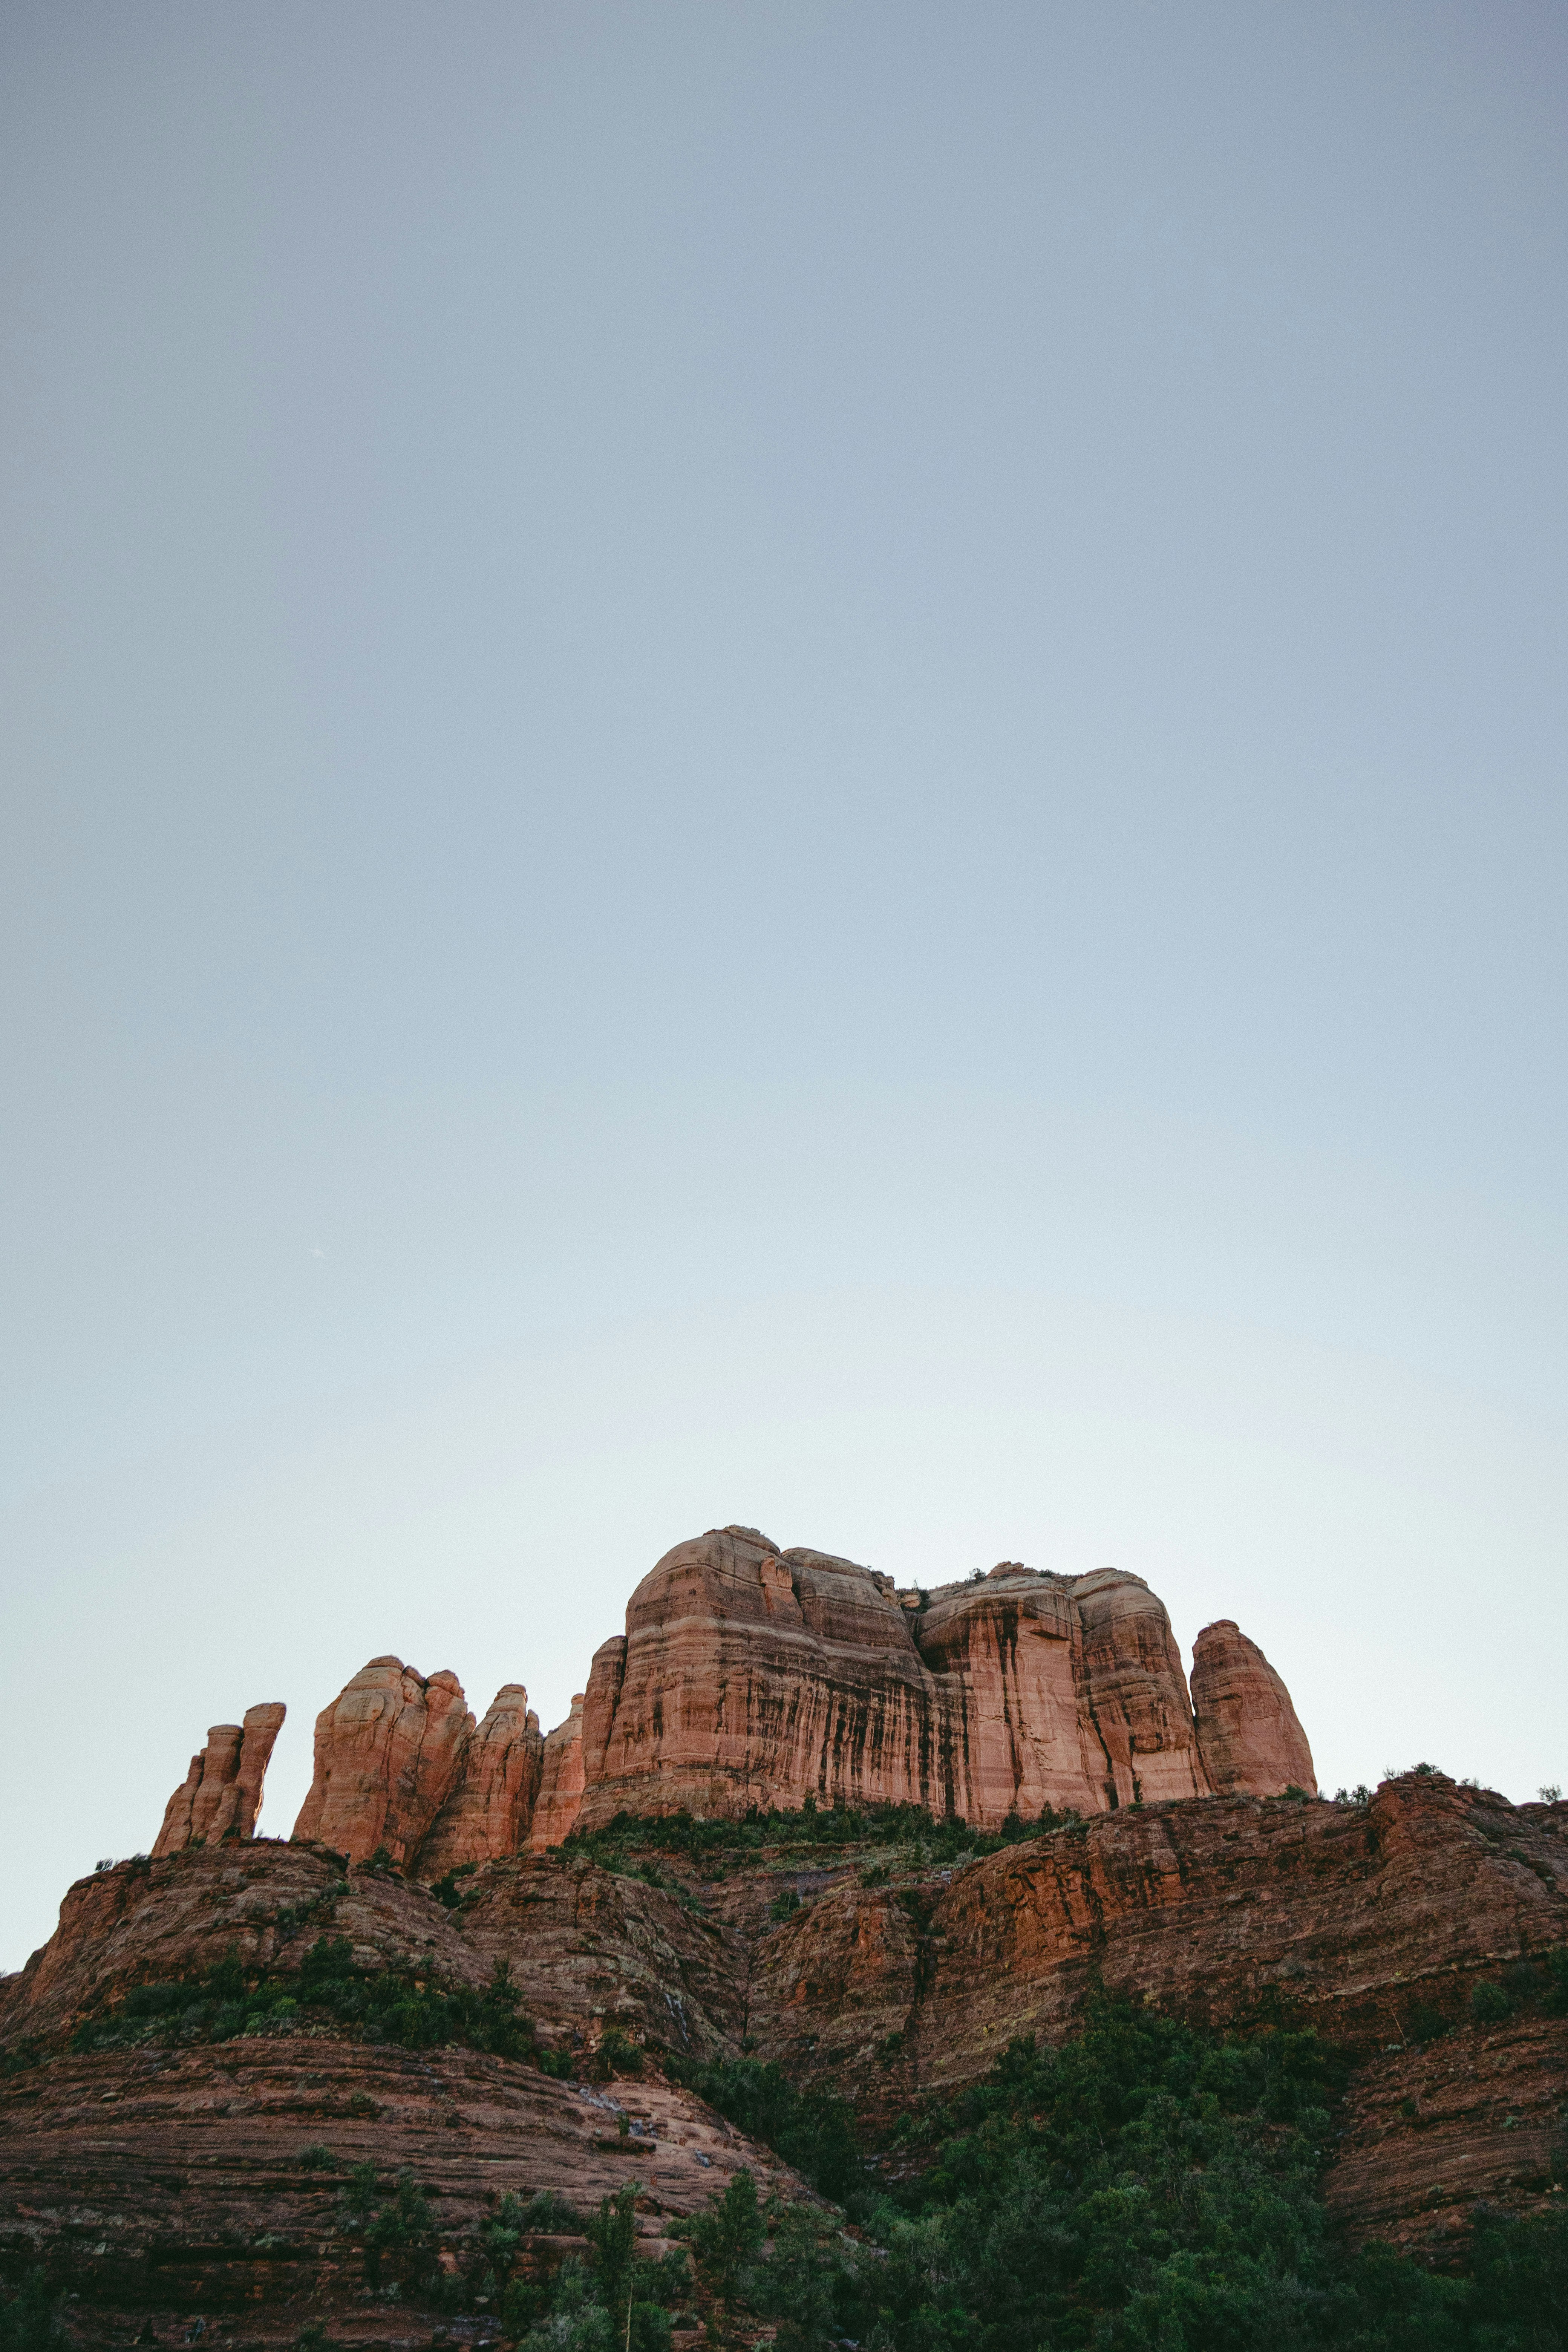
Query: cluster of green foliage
[[0, 2270, 65, 2352], [1401, 1952, 1568, 2046], [70, 1935, 536, 2062], [664, 2052, 864, 2207], [583, 2027, 645, 2082], [562, 1795, 1077, 1879], [366, 2176, 691, 2349], [686, 2002, 1568, 2350]]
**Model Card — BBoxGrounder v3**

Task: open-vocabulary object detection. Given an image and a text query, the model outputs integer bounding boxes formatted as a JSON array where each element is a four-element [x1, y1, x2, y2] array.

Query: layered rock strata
[[527, 1693, 588, 1850], [5, 1775, 1565, 2312], [416, 1683, 544, 1875], [1191, 1617, 1317, 1796], [162, 1526, 1316, 1867], [292, 1656, 473, 1866], [569, 1527, 1222, 1837], [151, 1701, 285, 1855]]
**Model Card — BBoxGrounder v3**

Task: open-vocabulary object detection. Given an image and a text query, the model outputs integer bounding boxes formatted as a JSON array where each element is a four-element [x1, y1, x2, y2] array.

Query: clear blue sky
[[3, 2, 1565, 1970]]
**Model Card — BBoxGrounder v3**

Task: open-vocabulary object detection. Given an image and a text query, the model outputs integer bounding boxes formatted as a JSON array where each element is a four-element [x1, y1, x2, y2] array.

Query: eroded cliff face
[[416, 1683, 544, 1875], [527, 1692, 588, 1850], [570, 1530, 1221, 1834], [151, 1702, 285, 1856], [573, 1528, 955, 1833], [291, 1657, 473, 1866], [157, 1527, 1308, 1867], [5, 1775, 1565, 2317], [1191, 1617, 1317, 1796]]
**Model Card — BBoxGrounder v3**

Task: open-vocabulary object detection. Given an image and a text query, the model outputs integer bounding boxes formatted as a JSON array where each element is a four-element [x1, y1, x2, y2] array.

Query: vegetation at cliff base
[[681, 2000, 1568, 2352], [70, 1935, 536, 2062], [561, 1795, 1075, 1876]]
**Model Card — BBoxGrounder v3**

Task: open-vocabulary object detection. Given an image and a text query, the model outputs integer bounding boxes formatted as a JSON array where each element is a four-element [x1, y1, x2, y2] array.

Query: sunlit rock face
[[157, 1527, 1312, 1865], [418, 1684, 544, 1874], [570, 1529, 1225, 1834], [291, 1656, 473, 1866], [152, 1702, 286, 1855], [573, 1527, 951, 1831], [1191, 1617, 1317, 1797]]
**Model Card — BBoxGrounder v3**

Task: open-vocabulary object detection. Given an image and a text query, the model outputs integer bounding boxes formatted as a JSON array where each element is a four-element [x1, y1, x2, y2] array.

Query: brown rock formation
[[417, 1684, 544, 1875], [151, 1702, 285, 1856], [5, 1773, 1565, 2329], [0, 1846, 806, 2352], [1191, 1617, 1316, 1796], [567, 1528, 1216, 1835], [527, 1692, 588, 1849], [291, 1656, 473, 1866], [573, 1528, 954, 1831], [1073, 1569, 1211, 1804], [165, 1530, 1316, 1873]]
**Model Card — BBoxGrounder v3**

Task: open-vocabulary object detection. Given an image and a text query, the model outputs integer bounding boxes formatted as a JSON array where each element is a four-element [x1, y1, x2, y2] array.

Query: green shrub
[[0, 2269, 66, 2352], [1471, 1980, 1512, 2024], [559, 1799, 1067, 1877], [769, 1886, 802, 1923], [72, 1939, 537, 2065], [1545, 1946, 1568, 2018], [428, 1863, 477, 1909], [1407, 2001, 1450, 2043], [665, 2053, 862, 2205], [589, 2027, 643, 2080]]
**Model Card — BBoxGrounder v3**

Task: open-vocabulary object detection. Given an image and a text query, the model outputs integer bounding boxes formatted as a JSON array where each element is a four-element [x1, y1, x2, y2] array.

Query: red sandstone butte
[[567, 1528, 1220, 1836], [291, 1656, 473, 1866], [1191, 1617, 1316, 1796], [418, 1683, 544, 1874], [257, 1527, 1315, 1867], [151, 1702, 285, 1855]]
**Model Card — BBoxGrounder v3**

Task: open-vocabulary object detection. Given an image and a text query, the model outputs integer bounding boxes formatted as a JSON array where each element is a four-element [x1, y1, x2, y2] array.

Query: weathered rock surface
[[291, 1657, 473, 1866], [574, 1529, 953, 1830], [528, 1691, 588, 1849], [569, 1529, 1233, 1835], [147, 1530, 1318, 1869], [5, 1777, 1566, 2327], [151, 1701, 285, 1855], [418, 1683, 544, 1875], [1191, 1617, 1317, 1796], [746, 1776, 1568, 2139]]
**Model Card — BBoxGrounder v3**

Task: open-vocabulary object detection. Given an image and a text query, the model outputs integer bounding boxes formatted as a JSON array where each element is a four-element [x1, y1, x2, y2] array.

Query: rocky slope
[[4, 1772, 1565, 2339], [14, 1523, 1559, 2341]]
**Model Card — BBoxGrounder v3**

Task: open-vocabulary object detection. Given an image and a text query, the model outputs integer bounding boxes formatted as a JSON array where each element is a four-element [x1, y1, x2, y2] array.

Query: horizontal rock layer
[[567, 1526, 1249, 1837], [5, 1775, 1565, 2305]]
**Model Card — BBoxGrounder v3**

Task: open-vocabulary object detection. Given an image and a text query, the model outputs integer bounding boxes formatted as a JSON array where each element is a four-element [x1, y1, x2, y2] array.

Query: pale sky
[[3, 2, 1565, 1972]]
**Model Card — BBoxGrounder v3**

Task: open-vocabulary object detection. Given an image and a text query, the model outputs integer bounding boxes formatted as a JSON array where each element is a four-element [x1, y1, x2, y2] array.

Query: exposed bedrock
[[151, 1702, 285, 1856], [291, 1656, 473, 1867], [571, 1527, 1222, 1834], [159, 1527, 1315, 1865], [8, 1776, 1565, 2271], [417, 1683, 544, 1874], [1191, 1616, 1317, 1796], [573, 1527, 952, 1832]]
